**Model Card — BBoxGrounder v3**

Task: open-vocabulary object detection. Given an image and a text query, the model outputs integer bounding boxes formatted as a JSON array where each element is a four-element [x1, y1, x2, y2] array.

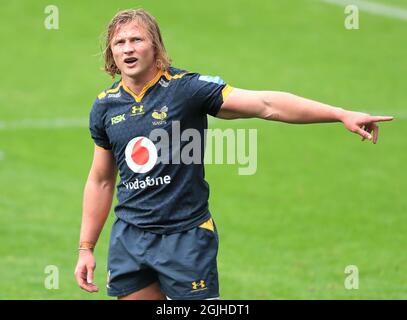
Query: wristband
[[79, 241, 95, 251]]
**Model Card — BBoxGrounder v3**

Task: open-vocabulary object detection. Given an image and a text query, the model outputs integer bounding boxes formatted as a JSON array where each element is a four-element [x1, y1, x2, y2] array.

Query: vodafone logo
[[125, 137, 157, 173]]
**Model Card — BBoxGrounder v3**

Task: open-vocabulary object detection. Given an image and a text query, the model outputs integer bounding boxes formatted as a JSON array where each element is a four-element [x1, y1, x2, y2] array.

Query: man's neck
[[122, 66, 161, 95]]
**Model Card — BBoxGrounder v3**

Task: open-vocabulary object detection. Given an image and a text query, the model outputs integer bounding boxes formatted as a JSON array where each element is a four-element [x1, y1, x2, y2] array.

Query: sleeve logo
[[198, 75, 225, 85]]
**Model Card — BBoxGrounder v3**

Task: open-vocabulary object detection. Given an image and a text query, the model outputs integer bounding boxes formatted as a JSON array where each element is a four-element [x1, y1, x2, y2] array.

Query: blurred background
[[0, 0, 406, 299]]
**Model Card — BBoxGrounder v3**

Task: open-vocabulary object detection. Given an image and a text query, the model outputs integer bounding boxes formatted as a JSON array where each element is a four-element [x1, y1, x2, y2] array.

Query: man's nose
[[123, 41, 135, 54]]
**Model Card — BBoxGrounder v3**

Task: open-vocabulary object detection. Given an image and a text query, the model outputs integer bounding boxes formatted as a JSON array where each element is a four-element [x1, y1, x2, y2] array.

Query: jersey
[[89, 66, 233, 234]]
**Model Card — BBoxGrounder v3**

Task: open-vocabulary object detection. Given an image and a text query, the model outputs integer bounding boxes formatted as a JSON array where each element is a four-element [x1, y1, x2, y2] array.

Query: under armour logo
[[192, 280, 206, 290], [131, 105, 145, 116]]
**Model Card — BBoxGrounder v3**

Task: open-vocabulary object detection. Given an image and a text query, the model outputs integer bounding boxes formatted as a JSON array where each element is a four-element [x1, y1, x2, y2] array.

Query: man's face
[[111, 21, 156, 79]]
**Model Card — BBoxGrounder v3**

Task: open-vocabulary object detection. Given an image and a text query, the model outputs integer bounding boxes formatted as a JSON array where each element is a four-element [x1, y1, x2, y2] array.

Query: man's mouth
[[124, 57, 138, 67]]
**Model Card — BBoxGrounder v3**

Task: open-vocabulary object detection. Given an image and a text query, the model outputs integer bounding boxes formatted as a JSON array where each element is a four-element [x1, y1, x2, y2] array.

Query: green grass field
[[0, 0, 406, 299]]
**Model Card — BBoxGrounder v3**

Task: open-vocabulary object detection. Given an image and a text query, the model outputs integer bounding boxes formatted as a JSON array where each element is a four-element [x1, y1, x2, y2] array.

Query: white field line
[[0, 118, 88, 130], [0, 112, 404, 131], [322, 0, 407, 21]]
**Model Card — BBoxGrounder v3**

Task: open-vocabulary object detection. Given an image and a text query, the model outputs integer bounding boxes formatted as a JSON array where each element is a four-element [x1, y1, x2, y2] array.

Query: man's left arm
[[217, 88, 394, 144]]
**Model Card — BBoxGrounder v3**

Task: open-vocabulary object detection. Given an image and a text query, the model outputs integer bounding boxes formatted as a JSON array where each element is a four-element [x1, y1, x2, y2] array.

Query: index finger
[[368, 116, 394, 122]]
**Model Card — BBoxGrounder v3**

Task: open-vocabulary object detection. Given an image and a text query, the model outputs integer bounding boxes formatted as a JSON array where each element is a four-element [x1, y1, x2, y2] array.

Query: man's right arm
[[74, 145, 117, 293]]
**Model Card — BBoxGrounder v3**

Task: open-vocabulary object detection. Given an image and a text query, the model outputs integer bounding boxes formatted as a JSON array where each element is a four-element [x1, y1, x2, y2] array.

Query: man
[[74, 8, 393, 300]]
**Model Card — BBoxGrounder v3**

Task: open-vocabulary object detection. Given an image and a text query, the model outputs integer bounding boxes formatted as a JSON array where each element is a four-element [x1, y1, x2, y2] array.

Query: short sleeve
[[181, 73, 233, 117], [89, 99, 111, 150]]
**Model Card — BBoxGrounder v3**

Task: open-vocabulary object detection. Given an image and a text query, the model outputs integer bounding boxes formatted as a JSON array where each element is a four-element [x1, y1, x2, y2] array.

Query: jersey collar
[[120, 70, 165, 103]]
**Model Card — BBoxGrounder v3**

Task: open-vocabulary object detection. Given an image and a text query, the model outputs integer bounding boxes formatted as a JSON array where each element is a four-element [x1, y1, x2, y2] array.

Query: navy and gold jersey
[[89, 67, 233, 234]]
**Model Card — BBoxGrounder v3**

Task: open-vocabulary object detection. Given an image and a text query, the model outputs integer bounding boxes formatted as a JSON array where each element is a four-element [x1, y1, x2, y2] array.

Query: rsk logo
[[125, 137, 157, 173]]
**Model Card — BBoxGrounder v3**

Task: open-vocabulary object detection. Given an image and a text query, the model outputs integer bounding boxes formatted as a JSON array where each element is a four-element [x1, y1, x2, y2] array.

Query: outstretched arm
[[218, 88, 394, 143]]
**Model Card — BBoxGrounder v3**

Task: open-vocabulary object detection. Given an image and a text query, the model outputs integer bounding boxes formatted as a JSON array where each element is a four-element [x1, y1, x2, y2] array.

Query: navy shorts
[[106, 217, 220, 299]]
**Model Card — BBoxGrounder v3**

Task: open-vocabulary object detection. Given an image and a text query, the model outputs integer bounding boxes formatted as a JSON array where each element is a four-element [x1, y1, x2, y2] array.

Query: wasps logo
[[152, 106, 168, 120]]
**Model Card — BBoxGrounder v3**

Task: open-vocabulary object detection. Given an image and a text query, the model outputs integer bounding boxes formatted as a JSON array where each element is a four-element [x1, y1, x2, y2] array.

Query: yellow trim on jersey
[[198, 218, 215, 232], [98, 83, 122, 100], [163, 71, 188, 81], [121, 71, 165, 103], [222, 85, 233, 101], [98, 91, 107, 99], [102, 70, 188, 102]]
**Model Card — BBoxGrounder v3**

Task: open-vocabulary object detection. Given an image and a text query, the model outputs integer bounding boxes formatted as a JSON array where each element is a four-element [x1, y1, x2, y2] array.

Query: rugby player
[[74, 8, 393, 300]]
